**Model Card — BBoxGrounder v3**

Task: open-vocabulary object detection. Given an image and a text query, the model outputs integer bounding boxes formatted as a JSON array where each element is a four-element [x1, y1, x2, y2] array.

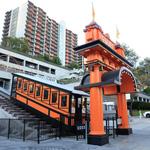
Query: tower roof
[[84, 21, 102, 32]]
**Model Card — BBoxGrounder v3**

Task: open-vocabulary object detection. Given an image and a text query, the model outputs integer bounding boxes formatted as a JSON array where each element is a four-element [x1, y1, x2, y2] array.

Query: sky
[[0, 0, 150, 61]]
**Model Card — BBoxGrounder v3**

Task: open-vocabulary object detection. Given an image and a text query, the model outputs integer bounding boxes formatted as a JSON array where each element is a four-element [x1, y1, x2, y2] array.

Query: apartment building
[[66, 29, 82, 66], [2, 1, 81, 67]]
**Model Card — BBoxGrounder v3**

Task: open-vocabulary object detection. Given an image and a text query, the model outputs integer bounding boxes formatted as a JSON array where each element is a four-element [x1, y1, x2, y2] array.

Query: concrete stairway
[[0, 94, 58, 141]]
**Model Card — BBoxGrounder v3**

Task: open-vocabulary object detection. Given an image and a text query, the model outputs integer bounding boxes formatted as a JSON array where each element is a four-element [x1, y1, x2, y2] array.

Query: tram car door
[[75, 96, 83, 125]]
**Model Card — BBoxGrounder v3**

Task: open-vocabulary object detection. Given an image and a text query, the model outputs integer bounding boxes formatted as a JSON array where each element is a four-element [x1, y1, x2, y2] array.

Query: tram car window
[[51, 92, 58, 104], [61, 95, 67, 107], [23, 81, 28, 92], [17, 79, 22, 89], [43, 89, 49, 100], [29, 83, 34, 93], [36, 86, 41, 97], [42, 86, 50, 104]]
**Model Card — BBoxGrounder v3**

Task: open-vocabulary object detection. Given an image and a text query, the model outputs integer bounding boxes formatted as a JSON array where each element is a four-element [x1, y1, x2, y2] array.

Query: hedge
[[127, 101, 150, 110]]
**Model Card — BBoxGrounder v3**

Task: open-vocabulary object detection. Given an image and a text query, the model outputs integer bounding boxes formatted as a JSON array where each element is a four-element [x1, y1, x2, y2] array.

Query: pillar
[[116, 93, 132, 135], [88, 64, 109, 146]]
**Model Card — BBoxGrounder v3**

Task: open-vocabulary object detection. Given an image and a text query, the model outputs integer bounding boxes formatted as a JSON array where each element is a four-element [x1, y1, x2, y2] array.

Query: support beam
[[88, 64, 108, 145], [116, 93, 132, 135]]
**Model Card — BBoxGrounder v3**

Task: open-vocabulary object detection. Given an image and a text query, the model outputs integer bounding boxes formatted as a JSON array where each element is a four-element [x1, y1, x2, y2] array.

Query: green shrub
[[127, 101, 150, 110]]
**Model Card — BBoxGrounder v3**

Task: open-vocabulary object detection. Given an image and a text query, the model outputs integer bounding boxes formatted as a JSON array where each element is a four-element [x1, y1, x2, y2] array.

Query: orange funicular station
[[75, 21, 137, 145]]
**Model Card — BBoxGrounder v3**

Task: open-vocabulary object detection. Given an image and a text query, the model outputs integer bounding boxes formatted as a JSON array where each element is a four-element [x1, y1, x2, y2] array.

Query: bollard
[[37, 120, 40, 144], [85, 120, 88, 143], [23, 119, 26, 141], [112, 117, 115, 139], [7, 119, 10, 139], [76, 126, 78, 141], [108, 118, 110, 135]]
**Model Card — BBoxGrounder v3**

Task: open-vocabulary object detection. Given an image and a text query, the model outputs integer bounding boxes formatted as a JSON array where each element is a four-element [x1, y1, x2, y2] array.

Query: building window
[[23, 82, 28, 92], [29, 84, 34, 93], [51, 69, 55, 75], [36, 86, 41, 96], [61, 95, 67, 107], [52, 92, 57, 103], [0, 80, 4, 88], [43, 89, 49, 100], [104, 104, 107, 111], [17, 80, 22, 89]]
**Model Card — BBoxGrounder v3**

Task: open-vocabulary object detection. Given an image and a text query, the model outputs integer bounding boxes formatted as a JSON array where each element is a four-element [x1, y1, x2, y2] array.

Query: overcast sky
[[0, 0, 150, 60]]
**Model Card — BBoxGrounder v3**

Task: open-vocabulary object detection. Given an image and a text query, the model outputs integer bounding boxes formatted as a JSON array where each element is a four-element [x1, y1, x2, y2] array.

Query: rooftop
[[0, 45, 71, 70], [74, 39, 133, 67], [14, 73, 89, 96]]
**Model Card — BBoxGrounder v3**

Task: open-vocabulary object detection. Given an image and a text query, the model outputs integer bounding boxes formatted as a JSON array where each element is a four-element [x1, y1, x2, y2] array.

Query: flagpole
[[116, 25, 120, 42], [92, 2, 95, 22]]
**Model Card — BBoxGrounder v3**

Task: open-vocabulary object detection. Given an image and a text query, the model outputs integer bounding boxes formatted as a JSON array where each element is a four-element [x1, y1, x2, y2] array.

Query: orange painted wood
[[16, 94, 27, 104], [117, 93, 129, 128], [28, 100, 49, 115], [16, 90, 69, 116], [89, 64, 105, 135], [50, 111, 60, 119], [103, 85, 117, 95]]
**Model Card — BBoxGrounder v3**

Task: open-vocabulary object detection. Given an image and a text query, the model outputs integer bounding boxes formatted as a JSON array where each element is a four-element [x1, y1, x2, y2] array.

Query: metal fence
[[78, 116, 120, 141], [0, 118, 59, 144], [104, 116, 119, 138], [71, 116, 120, 141], [0, 117, 120, 143]]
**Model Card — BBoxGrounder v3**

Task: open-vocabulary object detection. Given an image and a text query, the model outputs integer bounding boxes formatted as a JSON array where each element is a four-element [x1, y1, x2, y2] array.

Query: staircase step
[[0, 94, 60, 140], [40, 128, 51, 134], [4, 107, 23, 112], [17, 116, 39, 120], [1, 105, 16, 108], [8, 110, 26, 113], [33, 124, 52, 129], [13, 113, 31, 117], [40, 132, 57, 140]]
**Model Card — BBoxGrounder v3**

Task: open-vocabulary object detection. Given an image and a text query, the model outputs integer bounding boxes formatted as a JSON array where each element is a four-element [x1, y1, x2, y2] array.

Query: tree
[[132, 57, 150, 91], [43, 54, 50, 62], [136, 58, 150, 87], [67, 62, 79, 69], [1, 37, 29, 53], [51, 56, 62, 65], [143, 87, 150, 95], [1, 37, 14, 48], [19, 38, 29, 53], [122, 43, 139, 67]]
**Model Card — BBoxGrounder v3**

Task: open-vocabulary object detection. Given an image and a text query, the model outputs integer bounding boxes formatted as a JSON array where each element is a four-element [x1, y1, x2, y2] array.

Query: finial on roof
[[92, 2, 95, 22], [116, 25, 120, 40]]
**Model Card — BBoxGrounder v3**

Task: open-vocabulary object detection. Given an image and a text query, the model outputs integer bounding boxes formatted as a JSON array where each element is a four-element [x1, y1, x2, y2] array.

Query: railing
[[0, 118, 59, 144], [104, 117, 119, 138], [79, 116, 120, 141], [64, 116, 120, 141], [0, 117, 120, 143]]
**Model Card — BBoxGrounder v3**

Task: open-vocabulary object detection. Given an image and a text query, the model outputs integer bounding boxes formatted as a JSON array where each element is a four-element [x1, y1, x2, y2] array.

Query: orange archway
[[78, 66, 136, 95], [74, 20, 136, 146]]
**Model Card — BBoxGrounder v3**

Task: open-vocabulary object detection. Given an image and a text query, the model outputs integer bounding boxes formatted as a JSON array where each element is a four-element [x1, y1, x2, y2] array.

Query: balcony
[[39, 65, 49, 73], [9, 56, 24, 66], [25, 61, 38, 69], [51, 68, 56, 75]]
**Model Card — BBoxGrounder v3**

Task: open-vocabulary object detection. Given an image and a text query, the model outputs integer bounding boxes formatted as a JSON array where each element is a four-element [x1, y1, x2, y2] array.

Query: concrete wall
[[0, 71, 12, 95], [0, 48, 70, 81]]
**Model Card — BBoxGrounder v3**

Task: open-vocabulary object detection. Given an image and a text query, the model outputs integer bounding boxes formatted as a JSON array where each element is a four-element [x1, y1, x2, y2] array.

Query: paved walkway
[[0, 117, 150, 150]]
